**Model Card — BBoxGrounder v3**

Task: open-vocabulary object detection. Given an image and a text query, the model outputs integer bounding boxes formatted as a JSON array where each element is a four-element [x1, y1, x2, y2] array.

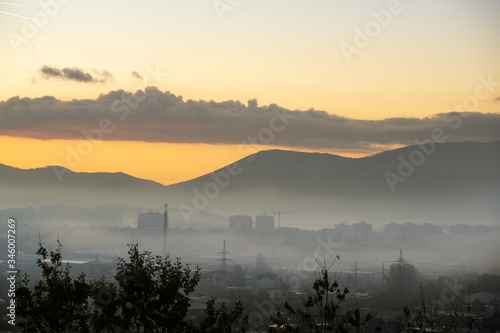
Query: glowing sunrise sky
[[1, 0, 500, 185]]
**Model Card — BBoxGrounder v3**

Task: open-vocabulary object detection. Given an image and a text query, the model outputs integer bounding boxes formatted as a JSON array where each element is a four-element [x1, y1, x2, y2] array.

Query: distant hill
[[165, 141, 500, 226], [1, 141, 499, 228], [0, 164, 167, 207]]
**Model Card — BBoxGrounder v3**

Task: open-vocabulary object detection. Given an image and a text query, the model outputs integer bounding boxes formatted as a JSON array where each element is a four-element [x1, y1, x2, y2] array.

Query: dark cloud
[[494, 96, 500, 102], [39, 66, 113, 83], [1, 87, 499, 154], [61, 67, 93, 82], [131, 71, 143, 80], [40, 66, 63, 78]]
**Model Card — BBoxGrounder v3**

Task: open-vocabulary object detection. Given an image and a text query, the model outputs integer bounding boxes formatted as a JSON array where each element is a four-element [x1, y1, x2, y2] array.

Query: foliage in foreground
[[276, 257, 374, 333], [16, 240, 245, 333]]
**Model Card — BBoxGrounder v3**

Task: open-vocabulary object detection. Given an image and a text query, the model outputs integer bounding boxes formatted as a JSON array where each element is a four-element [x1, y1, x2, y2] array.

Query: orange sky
[[1, 1, 499, 184], [0, 136, 377, 185]]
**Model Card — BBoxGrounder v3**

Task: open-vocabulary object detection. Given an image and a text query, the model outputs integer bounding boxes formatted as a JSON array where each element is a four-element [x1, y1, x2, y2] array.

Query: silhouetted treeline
[[13, 240, 245, 332], [371, 271, 500, 311], [9, 241, 373, 333], [467, 273, 500, 293], [3, 239, 500, 332]]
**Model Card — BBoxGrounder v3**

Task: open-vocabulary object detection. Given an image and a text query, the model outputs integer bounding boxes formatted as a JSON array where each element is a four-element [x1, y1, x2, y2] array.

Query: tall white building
[[137, 204, 168, 256]]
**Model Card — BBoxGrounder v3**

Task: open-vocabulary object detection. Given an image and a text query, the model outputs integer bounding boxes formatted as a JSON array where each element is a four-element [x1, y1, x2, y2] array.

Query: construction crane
[[272, 211, 297, 228]]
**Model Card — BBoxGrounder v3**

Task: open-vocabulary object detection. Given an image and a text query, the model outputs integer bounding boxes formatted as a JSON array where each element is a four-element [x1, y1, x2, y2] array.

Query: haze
[[0, 1, 499, 330]]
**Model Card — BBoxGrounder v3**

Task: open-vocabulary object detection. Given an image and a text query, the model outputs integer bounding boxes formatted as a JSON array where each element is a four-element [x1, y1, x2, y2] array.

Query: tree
[[195, 297, 246, 332], [232, 264, 246, 287], [89, 278, 121, 333], [387, 261, 419, 292], [386, 261, 419, 308], [16, 240, 248, 332], [281, 257, 372, 333], [255, 253, 268, 271], [370, 259, 421, 310], [113, 241, 201, 332], [16, 239, 91, 333]]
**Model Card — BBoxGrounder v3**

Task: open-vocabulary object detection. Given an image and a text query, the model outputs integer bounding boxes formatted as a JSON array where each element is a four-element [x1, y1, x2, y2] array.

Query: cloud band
[[1, 87, 499, 153]]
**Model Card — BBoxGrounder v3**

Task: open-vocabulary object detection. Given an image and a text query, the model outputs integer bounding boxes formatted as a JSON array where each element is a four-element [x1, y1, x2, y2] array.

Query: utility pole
[[382, 262, 385, 288], [395, 249, 407, 304], [162, 203, 168, 258], [355, 261, 358, 293], [217, 240, 231, 284]]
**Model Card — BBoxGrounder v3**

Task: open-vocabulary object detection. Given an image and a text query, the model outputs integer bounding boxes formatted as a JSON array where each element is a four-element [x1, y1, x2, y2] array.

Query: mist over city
[[1, 1, 500, 332]]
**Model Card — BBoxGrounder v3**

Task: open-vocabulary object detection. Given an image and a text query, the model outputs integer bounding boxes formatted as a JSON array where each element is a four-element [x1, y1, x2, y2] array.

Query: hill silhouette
[[1, 141, 499, 227]]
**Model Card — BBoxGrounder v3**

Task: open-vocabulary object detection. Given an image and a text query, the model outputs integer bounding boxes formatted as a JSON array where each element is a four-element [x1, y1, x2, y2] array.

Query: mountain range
[[1, 141, 499, 228]]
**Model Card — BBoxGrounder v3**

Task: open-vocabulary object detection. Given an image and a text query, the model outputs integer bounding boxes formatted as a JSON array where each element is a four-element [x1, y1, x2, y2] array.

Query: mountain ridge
[[1, 140, 498, 187], [1, 141, 499, 227]]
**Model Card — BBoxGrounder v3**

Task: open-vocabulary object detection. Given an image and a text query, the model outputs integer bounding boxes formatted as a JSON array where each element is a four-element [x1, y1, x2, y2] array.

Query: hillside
[[1, 141, 499, 227]]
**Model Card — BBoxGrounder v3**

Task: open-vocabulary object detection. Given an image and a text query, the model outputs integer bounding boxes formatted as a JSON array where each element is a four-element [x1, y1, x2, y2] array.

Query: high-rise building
[[384, 222, 443, 244], [334, 223, 352, 245], [228, 215, 253, 232], [255, 215, 274, 233], [353, 221, 372, 244], [137, 205, 168, 256]]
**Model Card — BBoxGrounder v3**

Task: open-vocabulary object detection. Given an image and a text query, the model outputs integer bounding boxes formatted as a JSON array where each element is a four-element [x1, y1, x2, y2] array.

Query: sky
[[1, 0, 500, 185]]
